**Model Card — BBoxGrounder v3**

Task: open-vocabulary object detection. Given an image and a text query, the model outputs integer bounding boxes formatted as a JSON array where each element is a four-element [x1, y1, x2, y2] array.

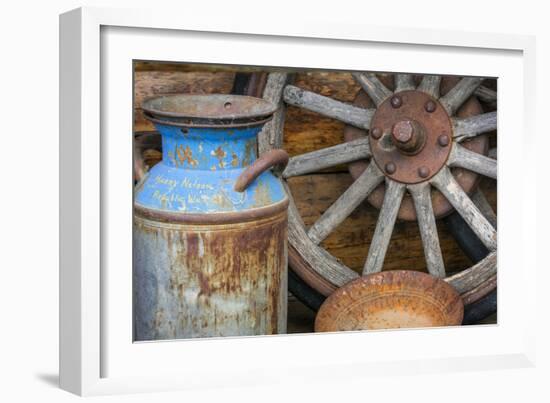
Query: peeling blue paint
[[135, 123, 286, 213]]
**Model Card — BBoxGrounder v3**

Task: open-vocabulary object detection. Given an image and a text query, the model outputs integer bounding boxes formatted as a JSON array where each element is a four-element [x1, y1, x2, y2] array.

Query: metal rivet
[[371, 127, 383, 139], [425, 101, 436, 113], [390, 96, 402, 108], [385, 162, 396, 174], [438, 134, 450, 147], [418, 166, 430, 178]]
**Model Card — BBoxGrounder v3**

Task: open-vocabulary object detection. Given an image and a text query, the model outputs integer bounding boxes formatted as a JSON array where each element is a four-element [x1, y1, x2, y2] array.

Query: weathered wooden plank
[[134, 148, 147, 182], [395, 73, 416, 92], [448, 143, 498, 180], [363, 180, 406, 275], [307, 163, 384, 245], [134, 132, 162, 179], [283, 107, 347, 159], [452, 111, 497, 142], [440, 77, 484, 116], [292, 71, 361, 102], [141, 149, 162, 169], [431, 168, 497, 251], [446, 252, 497, 294], [135, 61, 260, 73], [417, 75, 441, 98], [351, 72, 393, 106], [258, 73, 289, 154], [283, 137, 371, 178], [408, 183, 446, 278], [283, 85, 374, 129]]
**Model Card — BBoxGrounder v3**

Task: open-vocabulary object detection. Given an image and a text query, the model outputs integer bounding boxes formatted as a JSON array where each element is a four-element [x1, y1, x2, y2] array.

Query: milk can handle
[[234, 149, 289, 192]]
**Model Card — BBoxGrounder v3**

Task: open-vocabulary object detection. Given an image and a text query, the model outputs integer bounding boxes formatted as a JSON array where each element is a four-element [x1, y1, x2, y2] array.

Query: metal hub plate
[[369, 90, 452, 184]]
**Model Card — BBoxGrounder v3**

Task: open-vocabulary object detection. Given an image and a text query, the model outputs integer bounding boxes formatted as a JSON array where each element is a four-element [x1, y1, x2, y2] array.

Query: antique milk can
[[134, 94, 289, 341]]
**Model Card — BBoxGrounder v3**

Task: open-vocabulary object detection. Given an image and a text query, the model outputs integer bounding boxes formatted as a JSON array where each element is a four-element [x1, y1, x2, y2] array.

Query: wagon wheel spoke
[[471, 188, 497, 229], [363, 180, 406, 275], [283, 137, 371, 178], [417, 75, 442, 98], [351, 72, 393, 107], [439, 77, 484, 116], [395, 73, 416, 92], [475, 85, 497, 103], [259, 72, 289, 153], [283, 85, 374, 129], [452, 112, 497, 142], [307, 163, 385, 245], [431, 167, 497, 250], [408, 183, 446, 278], [447, 143, 497, 179]]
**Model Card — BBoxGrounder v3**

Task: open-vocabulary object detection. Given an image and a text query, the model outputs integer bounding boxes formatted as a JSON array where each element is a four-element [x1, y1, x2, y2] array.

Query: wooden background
[[133, 62, 497, 276]]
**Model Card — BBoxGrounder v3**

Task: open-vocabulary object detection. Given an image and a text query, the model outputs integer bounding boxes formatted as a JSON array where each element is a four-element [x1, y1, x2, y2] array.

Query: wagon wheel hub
[[369, 90, 452, 184], [391, 120, 425, 154], [343, 75, 490, 221]]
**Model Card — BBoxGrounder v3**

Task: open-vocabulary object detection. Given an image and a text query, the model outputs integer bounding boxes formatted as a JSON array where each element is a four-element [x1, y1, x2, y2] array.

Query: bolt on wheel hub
[[391, 120, 426, 155], [369, 90, 452, 184]]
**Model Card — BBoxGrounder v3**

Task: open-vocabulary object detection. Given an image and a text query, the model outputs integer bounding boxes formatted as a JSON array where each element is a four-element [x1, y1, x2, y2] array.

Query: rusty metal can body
[[134, 95, 288, 341]]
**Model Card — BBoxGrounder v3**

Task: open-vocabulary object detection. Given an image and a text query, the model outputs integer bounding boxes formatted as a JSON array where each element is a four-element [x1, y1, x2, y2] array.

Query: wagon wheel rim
[[260, 71, 497, 303]]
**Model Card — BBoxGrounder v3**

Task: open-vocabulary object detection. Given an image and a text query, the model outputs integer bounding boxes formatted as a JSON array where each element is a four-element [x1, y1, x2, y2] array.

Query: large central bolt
[[392, 121, 414, 143], [391, 120, 426, 155]]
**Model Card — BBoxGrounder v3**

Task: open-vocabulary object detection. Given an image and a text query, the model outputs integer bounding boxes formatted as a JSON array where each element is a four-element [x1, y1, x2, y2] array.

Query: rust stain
[[242, 138, 256, 167], [135, 210, 287, 338], [176, 145, 198, 167], [212, 146, 227, 159], [211, 146, 227, 168], [253, 179, 273, 207], [197, 271, 211, 297], [211, 193, 234, 210], [231, 152, 239, 167]]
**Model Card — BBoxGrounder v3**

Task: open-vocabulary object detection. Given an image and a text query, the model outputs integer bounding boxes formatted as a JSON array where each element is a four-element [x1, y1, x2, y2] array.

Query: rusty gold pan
[[314, 271, 464, 332]]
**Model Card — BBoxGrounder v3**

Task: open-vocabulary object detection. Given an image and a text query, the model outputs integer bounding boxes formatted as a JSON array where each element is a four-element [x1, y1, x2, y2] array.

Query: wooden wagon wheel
[[259, 72, 497, 307]]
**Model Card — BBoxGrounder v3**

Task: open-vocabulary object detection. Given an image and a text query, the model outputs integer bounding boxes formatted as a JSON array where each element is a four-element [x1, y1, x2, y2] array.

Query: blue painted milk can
[[134, 94, 289, 341]]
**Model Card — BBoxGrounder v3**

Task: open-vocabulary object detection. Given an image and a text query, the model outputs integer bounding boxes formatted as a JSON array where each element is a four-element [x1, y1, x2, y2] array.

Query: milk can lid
[[142, 94, 278, 128]]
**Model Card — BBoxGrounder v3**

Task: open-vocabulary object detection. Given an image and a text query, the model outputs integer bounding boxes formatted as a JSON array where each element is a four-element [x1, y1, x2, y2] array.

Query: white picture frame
[[60, 6, 538, 396]]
